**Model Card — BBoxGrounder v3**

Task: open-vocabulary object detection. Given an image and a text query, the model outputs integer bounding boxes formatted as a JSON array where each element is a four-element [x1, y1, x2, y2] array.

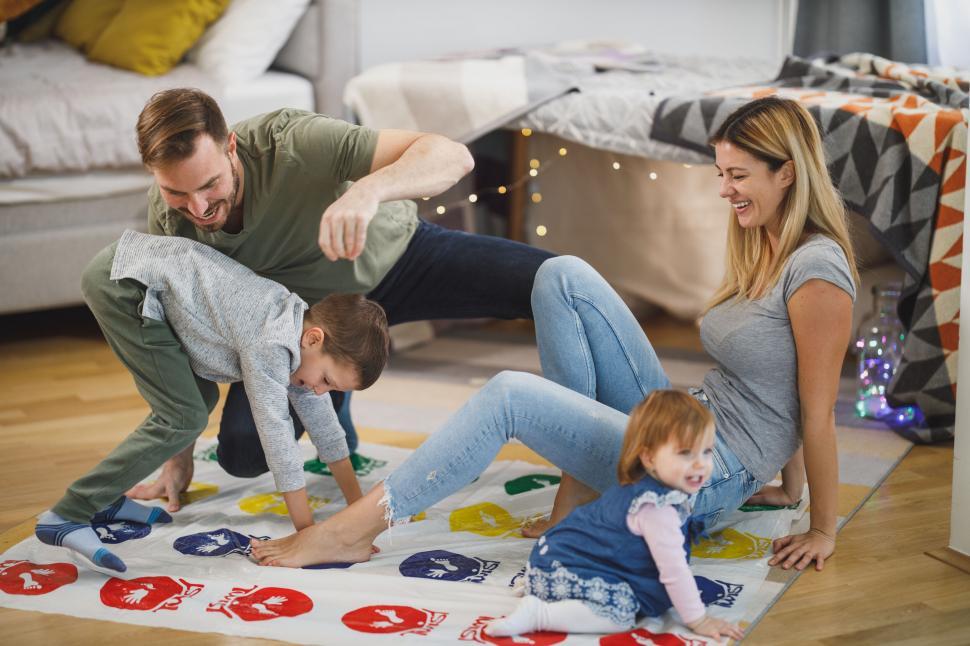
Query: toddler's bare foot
[[251, 521, 375, 568]]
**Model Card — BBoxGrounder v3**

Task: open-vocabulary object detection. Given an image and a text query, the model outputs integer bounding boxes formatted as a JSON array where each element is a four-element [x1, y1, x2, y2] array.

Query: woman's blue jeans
[[383, 256, 763, 527]]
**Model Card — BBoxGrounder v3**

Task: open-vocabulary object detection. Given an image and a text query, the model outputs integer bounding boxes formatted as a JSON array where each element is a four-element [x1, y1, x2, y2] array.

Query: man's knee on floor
[[216, 440, 268, 478]]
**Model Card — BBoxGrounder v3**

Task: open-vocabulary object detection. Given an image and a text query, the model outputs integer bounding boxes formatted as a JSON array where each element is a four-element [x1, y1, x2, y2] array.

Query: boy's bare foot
[[521, 473, 598, 539]]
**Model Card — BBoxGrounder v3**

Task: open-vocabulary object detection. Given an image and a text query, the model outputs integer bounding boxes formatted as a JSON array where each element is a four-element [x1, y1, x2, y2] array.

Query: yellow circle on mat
[[157, 481, 219, 505], [182, 481, 219, 505], [449, 502, 522, 538], [692, 527, 772, 559], [238, 492, 330, 516]]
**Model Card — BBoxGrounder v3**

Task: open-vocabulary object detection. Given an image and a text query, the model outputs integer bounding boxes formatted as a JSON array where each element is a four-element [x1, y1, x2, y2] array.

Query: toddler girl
[[486, 389, 743, 641]]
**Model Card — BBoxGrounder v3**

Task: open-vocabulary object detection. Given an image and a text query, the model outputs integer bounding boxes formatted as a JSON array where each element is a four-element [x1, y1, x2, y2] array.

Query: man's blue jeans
[[381, 256, 763, 528], [216, 220, 555, 478]]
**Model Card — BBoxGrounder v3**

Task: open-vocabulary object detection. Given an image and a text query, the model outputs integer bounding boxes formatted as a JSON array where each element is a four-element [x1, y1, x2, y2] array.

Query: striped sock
[[92, 496, 172, 525], [35, 511, 126, 572]]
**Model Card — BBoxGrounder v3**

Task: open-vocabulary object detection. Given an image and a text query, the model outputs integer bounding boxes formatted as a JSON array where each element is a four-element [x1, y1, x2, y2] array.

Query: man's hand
[[768, 529, 836, 571], [125, 443, 194, 513], [318, 187, 380, 261]]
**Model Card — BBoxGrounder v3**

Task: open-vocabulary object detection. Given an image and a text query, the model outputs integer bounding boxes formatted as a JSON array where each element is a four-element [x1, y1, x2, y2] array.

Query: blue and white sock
[[91, 496, 172, 525], [35, 511, 126, 572]]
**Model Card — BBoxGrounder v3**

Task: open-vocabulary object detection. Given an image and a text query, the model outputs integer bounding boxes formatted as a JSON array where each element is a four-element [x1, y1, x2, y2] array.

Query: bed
[[0, 0, 343, 314]]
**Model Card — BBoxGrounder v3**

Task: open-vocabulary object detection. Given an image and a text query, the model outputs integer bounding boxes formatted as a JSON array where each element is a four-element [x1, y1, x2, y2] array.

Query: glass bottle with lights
[[855, 282, 905, 419]]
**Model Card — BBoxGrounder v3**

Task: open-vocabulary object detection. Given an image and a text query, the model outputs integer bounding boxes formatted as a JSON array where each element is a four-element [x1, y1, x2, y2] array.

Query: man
[[121, 88, 553, 510]]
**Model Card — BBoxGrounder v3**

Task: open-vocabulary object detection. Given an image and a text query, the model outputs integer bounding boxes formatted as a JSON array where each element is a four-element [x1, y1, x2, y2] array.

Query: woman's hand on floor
[[744, 484, 798, 507], [768, 529, 835, 571]]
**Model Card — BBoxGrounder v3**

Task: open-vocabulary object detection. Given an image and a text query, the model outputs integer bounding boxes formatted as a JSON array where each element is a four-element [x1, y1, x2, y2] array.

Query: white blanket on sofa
[[0, 41, 214, 178]]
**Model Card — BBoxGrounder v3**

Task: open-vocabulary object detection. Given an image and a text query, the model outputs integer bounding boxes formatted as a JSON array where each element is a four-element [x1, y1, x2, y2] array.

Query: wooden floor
[[0, 307, 968, 645]]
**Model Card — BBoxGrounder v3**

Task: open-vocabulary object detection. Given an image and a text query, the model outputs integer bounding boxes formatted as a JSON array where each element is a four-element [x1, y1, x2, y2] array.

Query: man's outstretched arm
[[319, 130, 474, 261]]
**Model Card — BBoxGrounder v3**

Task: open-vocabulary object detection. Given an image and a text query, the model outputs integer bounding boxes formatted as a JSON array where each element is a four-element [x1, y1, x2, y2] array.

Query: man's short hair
[[305, 294, 390, 390], [136, 88, 228, 169]]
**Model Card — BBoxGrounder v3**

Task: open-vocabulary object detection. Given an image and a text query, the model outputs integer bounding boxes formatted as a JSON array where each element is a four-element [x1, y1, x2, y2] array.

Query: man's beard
[[193, 154, 240, 232]]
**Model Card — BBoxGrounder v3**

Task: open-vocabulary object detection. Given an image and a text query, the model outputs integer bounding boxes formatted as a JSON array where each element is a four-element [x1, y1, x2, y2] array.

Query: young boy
[[35, 230, 390, 572]]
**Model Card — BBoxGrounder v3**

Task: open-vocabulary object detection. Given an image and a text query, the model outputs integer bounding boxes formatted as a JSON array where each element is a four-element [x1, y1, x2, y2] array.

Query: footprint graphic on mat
[[449, 502, 526, 538], [695, 575, 744, 607], [238, 492, 329, 516], [504, 474, 561, 496], [691, 527, 771, 559], [399, 549, 500, 583], [92, 520, 151, 544], [173, 528, 269, 557], [304, 453, 387, 477]]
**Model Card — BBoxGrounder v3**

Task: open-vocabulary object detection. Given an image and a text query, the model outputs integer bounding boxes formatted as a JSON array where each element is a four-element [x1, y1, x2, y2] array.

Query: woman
[[252, 96, 858, 574]]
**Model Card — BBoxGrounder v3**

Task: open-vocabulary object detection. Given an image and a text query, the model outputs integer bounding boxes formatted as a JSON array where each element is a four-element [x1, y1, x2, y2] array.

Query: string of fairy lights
[[420, 127, 696, 238]]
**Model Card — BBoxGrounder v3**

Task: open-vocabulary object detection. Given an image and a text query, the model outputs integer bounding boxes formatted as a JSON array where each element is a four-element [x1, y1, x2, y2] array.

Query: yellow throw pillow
[[87, 0, 228, 76], [53, 0, 123, 53]]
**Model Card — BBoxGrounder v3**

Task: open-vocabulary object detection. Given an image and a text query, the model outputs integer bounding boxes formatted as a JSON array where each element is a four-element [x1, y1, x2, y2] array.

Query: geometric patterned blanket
[[650, 53, 969, 443]]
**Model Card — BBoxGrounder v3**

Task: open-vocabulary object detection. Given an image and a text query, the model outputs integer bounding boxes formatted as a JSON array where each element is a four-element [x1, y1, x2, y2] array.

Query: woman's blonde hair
[[617, 390, 714, 486], [707, 96, 859, 308]]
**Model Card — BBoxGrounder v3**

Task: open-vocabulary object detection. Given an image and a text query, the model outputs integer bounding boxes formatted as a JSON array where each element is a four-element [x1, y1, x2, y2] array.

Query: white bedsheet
[[0, 41, 315, 180], [515, 51, 779, 162]]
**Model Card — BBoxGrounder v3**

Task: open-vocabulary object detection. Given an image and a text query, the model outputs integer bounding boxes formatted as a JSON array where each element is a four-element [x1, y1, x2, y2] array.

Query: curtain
[[794, 0, 927, 64]]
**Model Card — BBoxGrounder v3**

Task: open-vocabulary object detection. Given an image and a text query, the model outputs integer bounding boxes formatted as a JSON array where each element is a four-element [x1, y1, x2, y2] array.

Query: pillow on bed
[[87, 0, 228, 76], [186, 0, 310, 83], [53, 0, 122, 53]]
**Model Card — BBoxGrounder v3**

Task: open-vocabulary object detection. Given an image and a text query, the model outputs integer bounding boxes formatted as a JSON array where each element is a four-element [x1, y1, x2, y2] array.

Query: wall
[[359, 0, 796, 69], [952, 124, 970, 557]]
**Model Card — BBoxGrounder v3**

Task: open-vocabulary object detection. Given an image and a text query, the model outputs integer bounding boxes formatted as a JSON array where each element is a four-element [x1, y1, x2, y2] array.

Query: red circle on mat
[[100, 575, 185, 612], [600, 628, 706, 646], [342, 605, 435, 634], [0, 560, 77, 596], [224, 586, 313, 621]]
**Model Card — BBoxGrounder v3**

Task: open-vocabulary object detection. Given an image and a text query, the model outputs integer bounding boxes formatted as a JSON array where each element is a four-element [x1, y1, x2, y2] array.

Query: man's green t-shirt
[[148, 109, 419, 302]]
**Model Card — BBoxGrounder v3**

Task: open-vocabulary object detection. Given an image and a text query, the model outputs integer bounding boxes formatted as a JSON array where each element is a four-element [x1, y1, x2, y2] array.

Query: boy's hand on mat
[[125, 445, 194, 512], [688, 615, 745, 641], [745, 485, 798, 507], [769, 529, 835, 571]]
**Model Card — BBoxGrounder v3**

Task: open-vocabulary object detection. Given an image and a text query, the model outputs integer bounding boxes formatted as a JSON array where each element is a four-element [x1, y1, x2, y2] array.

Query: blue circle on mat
[[173, 528, 255, 557], [695, 575, 744, 608], [399, 549, 499, 583]]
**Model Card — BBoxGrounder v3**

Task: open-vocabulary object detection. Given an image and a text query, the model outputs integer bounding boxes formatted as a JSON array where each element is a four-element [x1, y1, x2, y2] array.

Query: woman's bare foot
[[251, 483, 388, 568], [521, 473, 598, 539], [251, 522, 374, 568]]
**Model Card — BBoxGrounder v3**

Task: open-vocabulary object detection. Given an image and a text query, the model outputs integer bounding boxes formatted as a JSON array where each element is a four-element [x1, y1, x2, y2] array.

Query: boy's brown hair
[[305, 294, 390, 390], [136, 88, 228, 169], [617, 389, 714, 485]]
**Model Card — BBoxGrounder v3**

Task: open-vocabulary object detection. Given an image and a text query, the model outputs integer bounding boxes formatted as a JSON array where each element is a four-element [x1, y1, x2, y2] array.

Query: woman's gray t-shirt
[[699, 235, 856, 484]]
